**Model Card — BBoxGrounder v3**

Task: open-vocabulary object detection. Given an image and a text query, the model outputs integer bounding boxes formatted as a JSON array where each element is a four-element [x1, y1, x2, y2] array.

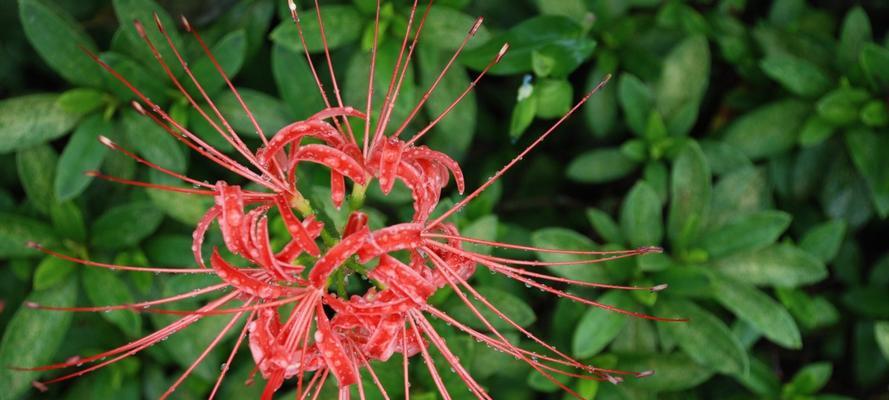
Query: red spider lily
[[19, 1, 683, 399]]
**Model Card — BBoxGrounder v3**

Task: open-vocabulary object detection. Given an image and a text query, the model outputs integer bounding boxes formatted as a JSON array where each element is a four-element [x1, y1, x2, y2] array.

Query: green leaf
[[708, 167, 770, 229], [57, 88, 107, 116], [0, 94, 80, 153], [0, 277, 76, 400], [446, 286, 536, 331], [112, 0, 183, 76], [272, 44, 326, 120], [572, 291, 633, 358], [846, 129, 889, 217], [269, 5, 362, 53], [585, 208, 625, 244], [655, 298, 749, 375], [535, 79, 573, 119], [798, 115, 836, 147], [567, 148, 638, 184], [667, 141, 710, 250], [875, 322, 889, 362], [816, 87, 870, 126], [784, 362, 832, 396], [713, 243, 827, 287], [861, 100, 889, 127], [760, 54, 831, 97], [344, 40, 417, 137], [656, 35, 710, 136], [55, 114, 111, 201], [91, 201, 164, 250], [617, 73, 653, 136], [121, 109, 186, 172], [700, 210, 791, 258], [732, 356, 782, 397], [837, 6, 872, 75], [419, 47, 477, 160], [723, 100, 809, 160], [462, 215, 498, 256], [860, 43, 889, 91], [461, 16, 594, 76], [799, 220, 846, 263], [712, 274, 801, 349], [0, 213, 61, 258], [843, 287, 889, 319], [583, 61, 618, 137], [620, 181, 663, 247], [509, 94, 537, 140], [189, 30, 247, 95], [99, 52, 167, 102], [531, 228, 615, 284], [18, 0, 102, 87], [776, 288, 839, 330], [419, 6, 490, 50], [50, 201, 87, 242], [699, 140, 752, 175], [16, 144, 57, 215], [146, 173, 213, 225], [83, 268, 142, 337], [33, 255, 75, 290], [618, 353, 713, 392]]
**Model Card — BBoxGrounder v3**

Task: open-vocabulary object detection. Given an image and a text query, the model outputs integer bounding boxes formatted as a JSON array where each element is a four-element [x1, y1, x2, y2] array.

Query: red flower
[[22, 1, 681, 399]]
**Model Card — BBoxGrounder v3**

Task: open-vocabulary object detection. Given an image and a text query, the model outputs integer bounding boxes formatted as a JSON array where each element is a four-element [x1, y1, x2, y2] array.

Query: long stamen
[[98, 135, 213, 189], [422, 231, 659, 255], [86, 170, 216, 195], [27, 242, 213, 273], [312, 0, 357, 145], [391, 17, 484, 140], [425, 75, 612, 229], [26, 283, 228, 313], [363, 0, 382, 157], [405, 43, 509, 146], [407, 314, 452, 400], [209, 309, 256, 400]]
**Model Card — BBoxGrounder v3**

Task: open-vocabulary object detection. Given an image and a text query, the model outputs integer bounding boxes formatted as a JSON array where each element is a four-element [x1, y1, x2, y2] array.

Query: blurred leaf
[[461, 16, 594, 76], [619, 353, 713, 392], [112, 0, 183, 76], [732, 356, 781, 397], [700, 210, 790, 258], [535, 79, 572, 119], [667, 141, 710, 251], [216, 87, 291, 136], [16, 144, 57, 215], [784, 362, 832, 396], [344, 40, 417, 137], [572, 291, 633, 358], [655, 298, 749, 375], [712, 274, 801, 349], [50, 201, 87, 242], [55, 114, 111, 201], [860, 43, 889, 91], [419, 47, 477, 160], [620, 181, 663, 248], [585, 208, 625, 244], [33, 255, 75, 290], [0, 213, 60, 258], [567, 148, 638, 184], [713, 243, 827, 288], [509, 93, 537, 140], [583, 61, 618, 137], [656, 35, 710, 136], [760, 54, 831, 97], [91, 201, 164, 250], [462, 215, 498, 256], [189, 29, 247, 95], [419, 6, 490, 51], [799, 220, 846, 263], [837, 6, 871, 77], [816, 87, 869, 126], [776, 287, 838, 330], [146, 176, 213, 226], [0, 277, 76, 400], [99, 52, 168, 102], [846, 129, 889, 217], [271, 43, 325, 119], [269, 5, 362, 53], [121, 109, 186, 172], [56, 88, 107, 116], [798, 115, 836, 147], [843, 287, 889, 319], [0, 94, 80, 153], [83, 267, 141, 337], [446, 286, 536, 331], [532, 228, 616, 283], [723, 100, 809, 160], [617, 73, 653, 136], [876, 322, 889, 362], [18, 0, 103, 87]]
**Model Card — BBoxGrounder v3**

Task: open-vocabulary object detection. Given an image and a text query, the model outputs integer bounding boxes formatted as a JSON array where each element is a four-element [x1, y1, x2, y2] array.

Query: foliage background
[[1, 0, 889, 398]]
